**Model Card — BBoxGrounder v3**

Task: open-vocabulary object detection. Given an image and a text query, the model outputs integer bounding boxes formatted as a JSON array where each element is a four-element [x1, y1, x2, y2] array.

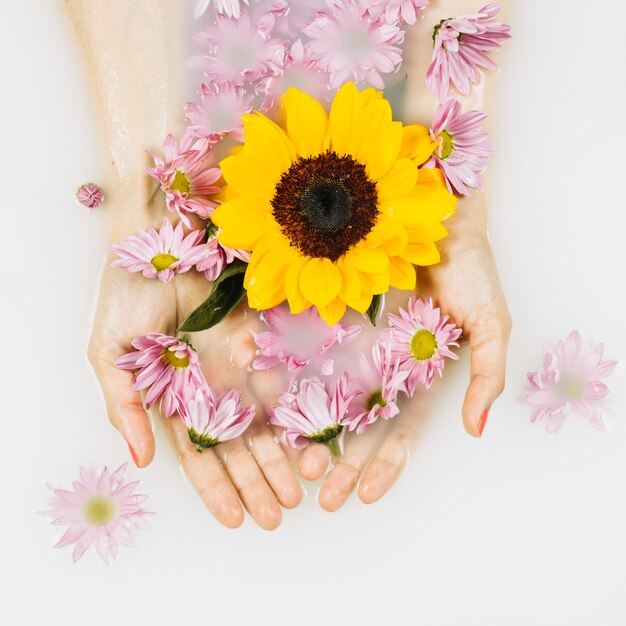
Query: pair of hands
[[88, 194, 511, 530]]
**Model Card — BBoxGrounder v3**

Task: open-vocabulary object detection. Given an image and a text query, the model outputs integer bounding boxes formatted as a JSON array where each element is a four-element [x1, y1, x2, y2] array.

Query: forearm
[[64, 0, 181, 238]]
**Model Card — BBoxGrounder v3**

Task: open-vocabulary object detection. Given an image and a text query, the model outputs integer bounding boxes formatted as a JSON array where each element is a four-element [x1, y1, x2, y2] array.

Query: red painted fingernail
[[477, 408, 489, 436], [127, 442, 140, 466]]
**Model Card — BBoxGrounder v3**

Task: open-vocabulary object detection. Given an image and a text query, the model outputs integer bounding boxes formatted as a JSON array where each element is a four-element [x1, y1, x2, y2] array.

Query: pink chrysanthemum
[[184, 81, 254, 144], [267, 373, 360, 455], [369, 0, 429, 26], [41, 464, 152, 564], [109, 218, 211, 283], [193, 11, 286, 85], [518, 331, 618, 433], [179, 385, 255, 451], [304, 0, 404, 89], [426, 3, 511, 99], [265, 0, 328, 37], [424, 96, 494, 196], [258, 39, 329, 110], [147, 130, 222, 227], [343, 342, 409, 434], [385, 297, 462, 393], [194, 0, 249, 19], [114, 334, 206, 417], [76, 182, 104, 209], [252, 305, 361, 377], [195, 229, 250, 282]]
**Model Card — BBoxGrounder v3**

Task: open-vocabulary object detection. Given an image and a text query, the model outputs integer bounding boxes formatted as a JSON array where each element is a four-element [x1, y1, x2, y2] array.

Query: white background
[[1, 1, 625, 625]]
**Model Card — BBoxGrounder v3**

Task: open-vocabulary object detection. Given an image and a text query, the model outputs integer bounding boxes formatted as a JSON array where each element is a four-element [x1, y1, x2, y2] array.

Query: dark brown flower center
[[271, 151, 379, 261]]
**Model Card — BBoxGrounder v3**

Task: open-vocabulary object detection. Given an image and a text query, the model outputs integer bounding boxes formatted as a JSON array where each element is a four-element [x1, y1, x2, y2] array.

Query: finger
[[462, 316, 512, 437], [298, 443, 331, 481], [318, 422, 387, 512], [164, 415, 244, 529], [245, 423, 302, 509], [214, 438, 283, 531], [88, 342, 155, 467]]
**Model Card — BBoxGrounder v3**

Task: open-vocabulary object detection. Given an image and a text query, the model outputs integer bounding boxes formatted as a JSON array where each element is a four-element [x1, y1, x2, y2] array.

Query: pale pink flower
[[265, 0, 328, 37], [41, 464, 152, 564], [192, 11, 286, 85], [147, 130, 222, 227], [424, 96, 494, 196], [76, 182, 104, 209], [195, 234, 250, 282], [304, 0, 404, 89], [426, 3, 511, 99], [114, 334, 206, 417], [267, 373, 360, 455], [252, 305, 361, 377], [258, 39, 329, 110], [518, 331, 618, 433], [194, 0, 249, 19], [109, 218, 211, 283], [179, 385, 255, 451], [343, 342, 409, 434], [369, 0, 429, 26], [184, 81, 254, 143], [385, 297, 462, 393]]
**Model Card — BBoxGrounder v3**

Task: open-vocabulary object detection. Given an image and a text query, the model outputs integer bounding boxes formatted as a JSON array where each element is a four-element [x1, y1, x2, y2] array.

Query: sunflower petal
[[285, 254, 312, 314], [377, 158, 418, 202], [213, 198, 276, 250], [299, 257, 342, 308], [281, 88, 329, 158], [388, 256, 416, 290], [328, 82, 361, 156], [399, 125, 438, 166], [317, 297, 347, 326], [346, 245, 389, 273], [401, 241, 441, 266], [246, 245, 293, 310]]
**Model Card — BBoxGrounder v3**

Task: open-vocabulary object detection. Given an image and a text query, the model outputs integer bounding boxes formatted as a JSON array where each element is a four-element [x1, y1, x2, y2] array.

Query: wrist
[[440, 190, 488, 249]]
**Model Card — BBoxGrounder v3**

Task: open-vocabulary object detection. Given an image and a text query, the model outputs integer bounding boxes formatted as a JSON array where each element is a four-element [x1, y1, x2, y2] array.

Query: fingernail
[[477, 408, 489, 436], [127, 442, 140, 466]]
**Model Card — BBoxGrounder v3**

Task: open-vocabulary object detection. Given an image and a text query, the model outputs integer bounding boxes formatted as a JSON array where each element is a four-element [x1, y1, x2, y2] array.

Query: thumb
[[461, 319, 511, 437], [88, 342, 156, 467]]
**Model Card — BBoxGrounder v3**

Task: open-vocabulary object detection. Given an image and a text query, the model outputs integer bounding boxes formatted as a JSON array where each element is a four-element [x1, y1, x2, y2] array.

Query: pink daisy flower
[[75, 182, 104, 209], [267, 373, 360, 455], [109, 218, 211, 283], [424, 96, 494, 196], [194, 0, 249, 19], [518, 331, 618, 433], [184, 81, 254, 144], [114, 334, 206, 417], [41, 464, 152, 564], [426, 3, 511, 99], [304, 0, 404, 89], [258, 39, 329, 110], [195, 227, 250, 282], [192, 11, 286, 85], [385, 297, 462, 393], [179, 385, 255, 452], [369, 0, 429, 26], [147, 130, 222, 227], [343, 342, 409, 434], [252, 305, 361, 377], [265, 0, 328, 37]]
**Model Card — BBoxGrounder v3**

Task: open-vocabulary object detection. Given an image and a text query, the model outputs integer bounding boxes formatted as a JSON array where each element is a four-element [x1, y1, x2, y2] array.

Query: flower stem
[[327, 437, 341, 457]]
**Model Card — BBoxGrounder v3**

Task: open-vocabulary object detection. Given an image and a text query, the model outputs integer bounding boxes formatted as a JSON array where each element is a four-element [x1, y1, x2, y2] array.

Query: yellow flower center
[[162, 348, 190, 368], [83, 496, 116, 526], [558, 374, 585, 401], [439, 130, 454, 159], [151, 253, 178, 271], [366, 390, 386, 411], [410, 329, 438, 361], [169, 169, 191, 195]]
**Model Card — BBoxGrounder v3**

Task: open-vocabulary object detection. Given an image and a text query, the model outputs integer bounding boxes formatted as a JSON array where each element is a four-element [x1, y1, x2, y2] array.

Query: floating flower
[[212, 83, 456, 325], [193, 11, 286, 85], [109, 218, 211, 283], [194, 0, 249, 19], [179, 385, 255, 451], [343, 342, 408, 433], [426, 3, 511, 99], [258, 39, 329, 110], [252, 305, 361, 376], [385, 297, 462, 393], [369, 0, 429, 26], [304, 0, 404, 89], [266, 0, 328, 37], [147, 130, 222, 226], [518, 331, 618, 433], [76, 182, 104, 209], [41, 464, 152, 564], [114, 334, 206, 417], [196, 237, 250, 282], [268, 373, 359, 455], [424, 96, 494, 196], [184, 81, 254, 144]]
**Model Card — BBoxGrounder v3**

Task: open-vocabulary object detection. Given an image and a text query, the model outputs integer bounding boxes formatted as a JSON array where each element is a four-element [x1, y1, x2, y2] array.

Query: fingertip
[[279, 481, 303, 509], [298, 444, 330, 481]]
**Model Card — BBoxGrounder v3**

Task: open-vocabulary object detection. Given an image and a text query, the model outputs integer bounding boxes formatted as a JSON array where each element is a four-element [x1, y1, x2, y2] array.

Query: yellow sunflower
[[212, 82, 457, 325]]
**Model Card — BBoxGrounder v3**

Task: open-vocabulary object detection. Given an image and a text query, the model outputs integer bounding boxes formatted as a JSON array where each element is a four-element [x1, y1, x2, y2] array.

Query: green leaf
[[366, 294, 382, 326], [177, 261, 248, 332]]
